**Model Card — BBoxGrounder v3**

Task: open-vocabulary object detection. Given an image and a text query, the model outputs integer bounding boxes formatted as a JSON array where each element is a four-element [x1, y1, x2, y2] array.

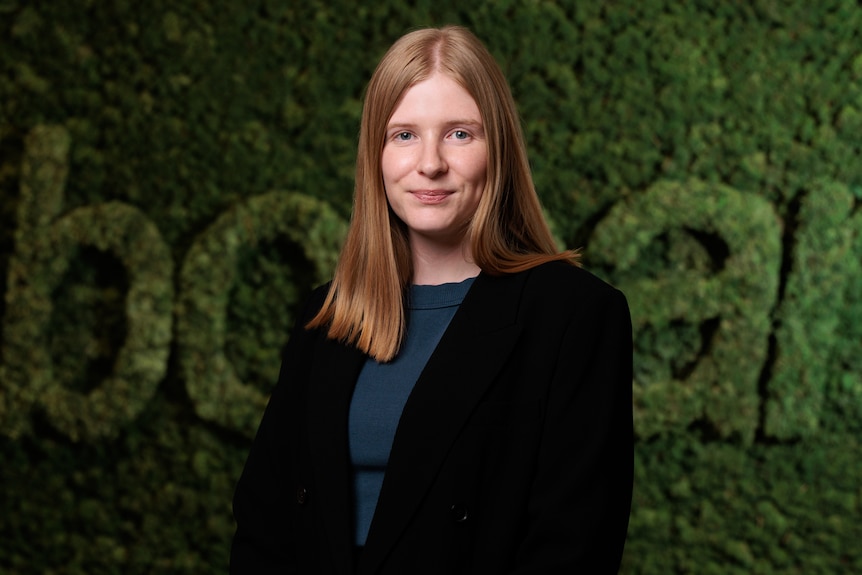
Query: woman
[[231, 26, 633, 574]]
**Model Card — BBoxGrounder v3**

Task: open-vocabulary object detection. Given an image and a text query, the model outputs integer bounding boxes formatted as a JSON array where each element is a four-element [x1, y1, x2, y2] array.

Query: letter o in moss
[[589, 179, 782, 443], [176, 191, 346, 437]]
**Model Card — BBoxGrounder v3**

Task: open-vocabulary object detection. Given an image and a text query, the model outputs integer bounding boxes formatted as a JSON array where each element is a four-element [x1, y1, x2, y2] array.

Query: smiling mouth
[[412, 190, 453, 204]]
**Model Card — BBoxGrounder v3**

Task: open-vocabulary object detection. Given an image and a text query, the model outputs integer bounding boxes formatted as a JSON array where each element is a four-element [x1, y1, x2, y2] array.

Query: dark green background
[[1, 1, 860, 573]]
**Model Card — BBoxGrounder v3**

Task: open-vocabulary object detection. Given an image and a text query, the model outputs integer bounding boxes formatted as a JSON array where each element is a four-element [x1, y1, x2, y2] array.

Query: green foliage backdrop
[[1, 1, 860, 573]]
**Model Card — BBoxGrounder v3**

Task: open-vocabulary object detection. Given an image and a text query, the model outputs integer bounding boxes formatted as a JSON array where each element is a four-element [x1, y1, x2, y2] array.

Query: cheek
[[467, 155, 488, 192], [381, 148, 412, 183]]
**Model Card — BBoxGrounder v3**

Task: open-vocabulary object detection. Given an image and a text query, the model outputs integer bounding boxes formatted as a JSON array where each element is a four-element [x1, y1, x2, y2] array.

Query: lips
[[411, 189, 453, 204]]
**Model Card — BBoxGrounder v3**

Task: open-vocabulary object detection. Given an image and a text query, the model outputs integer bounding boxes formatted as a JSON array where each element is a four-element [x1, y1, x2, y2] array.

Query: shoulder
[[514, 263, 632, 352], [512, 262, 630, 334], [521, 261, 625, 305], [470, 261, 626, 319], [468, 261, 628, 333], [298, 283, 331, 320], [308, 282, 332, 308]]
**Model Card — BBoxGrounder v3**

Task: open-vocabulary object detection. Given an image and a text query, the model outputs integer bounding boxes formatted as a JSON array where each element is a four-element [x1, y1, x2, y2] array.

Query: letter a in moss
[[589, 179, 782, 444]]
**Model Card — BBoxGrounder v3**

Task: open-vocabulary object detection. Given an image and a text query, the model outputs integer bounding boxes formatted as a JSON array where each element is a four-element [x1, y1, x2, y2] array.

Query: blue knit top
[[347, 276, 475, 545]]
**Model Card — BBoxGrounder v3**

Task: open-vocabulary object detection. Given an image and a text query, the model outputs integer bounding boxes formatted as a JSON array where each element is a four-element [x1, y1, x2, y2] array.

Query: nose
[[417, 142, 447, 178]]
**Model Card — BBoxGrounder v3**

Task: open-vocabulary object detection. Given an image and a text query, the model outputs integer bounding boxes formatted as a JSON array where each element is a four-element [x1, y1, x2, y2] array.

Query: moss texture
[[1, 0, 860, 573]]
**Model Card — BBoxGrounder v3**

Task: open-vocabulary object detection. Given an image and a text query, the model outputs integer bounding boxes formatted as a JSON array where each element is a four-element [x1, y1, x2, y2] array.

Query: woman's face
[[381, 72, 487, 249]]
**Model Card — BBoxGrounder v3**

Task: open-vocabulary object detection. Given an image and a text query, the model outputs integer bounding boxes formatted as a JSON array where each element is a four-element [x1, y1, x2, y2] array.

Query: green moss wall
[[1, 1, 860, 573]]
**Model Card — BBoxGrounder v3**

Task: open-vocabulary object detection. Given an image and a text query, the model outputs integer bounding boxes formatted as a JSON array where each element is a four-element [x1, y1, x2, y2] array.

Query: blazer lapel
[[360, 270, 530, 573], [307, 336, 366, 575]]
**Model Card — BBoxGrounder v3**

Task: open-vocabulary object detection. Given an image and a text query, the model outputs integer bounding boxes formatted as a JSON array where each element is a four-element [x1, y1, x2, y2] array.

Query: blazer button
[[449, 503, 469, 523], [296, 486, 308, 505]]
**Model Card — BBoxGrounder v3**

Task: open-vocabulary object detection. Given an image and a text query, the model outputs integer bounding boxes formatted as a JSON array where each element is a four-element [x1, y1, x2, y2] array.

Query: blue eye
[[453, 130, 469, 140], [396, 132, 412, 141]]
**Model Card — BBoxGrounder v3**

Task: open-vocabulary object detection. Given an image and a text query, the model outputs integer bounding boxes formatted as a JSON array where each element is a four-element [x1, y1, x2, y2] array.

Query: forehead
[[388, 73, 482, 124]]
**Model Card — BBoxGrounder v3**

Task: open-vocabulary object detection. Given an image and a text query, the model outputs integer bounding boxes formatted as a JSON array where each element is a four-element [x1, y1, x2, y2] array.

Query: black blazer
[[231, 262, 634, 574]]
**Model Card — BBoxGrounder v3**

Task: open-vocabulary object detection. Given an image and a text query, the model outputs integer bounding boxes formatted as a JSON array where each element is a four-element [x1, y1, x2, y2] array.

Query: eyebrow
[[386, 119, 484, 131]]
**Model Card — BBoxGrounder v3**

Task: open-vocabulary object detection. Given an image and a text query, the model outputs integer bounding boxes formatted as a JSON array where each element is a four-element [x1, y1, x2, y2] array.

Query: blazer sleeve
[[229, 293, 321, 574], [511, 286, 634, 574]]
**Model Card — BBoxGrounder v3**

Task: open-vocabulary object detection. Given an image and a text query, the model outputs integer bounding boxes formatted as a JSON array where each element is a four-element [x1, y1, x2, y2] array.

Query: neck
[[409, 234, 480, 285]]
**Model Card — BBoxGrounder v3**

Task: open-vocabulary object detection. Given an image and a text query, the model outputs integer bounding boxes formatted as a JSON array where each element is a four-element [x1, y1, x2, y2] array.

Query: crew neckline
[[408, 276, 476, 310]]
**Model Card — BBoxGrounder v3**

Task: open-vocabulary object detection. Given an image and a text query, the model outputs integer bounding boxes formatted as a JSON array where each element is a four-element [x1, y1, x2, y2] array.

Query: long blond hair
[[307, 26, 578, 361]]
